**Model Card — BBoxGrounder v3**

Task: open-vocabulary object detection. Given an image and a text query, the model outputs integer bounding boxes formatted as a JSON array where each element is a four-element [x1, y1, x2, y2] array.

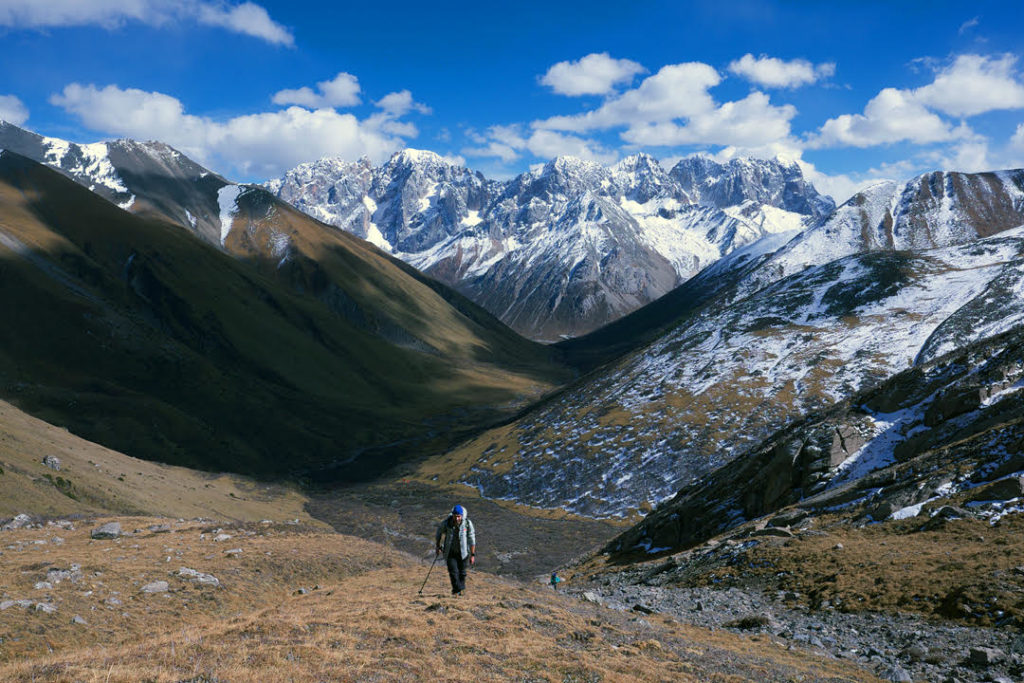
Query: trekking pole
[[418, 553, 439, 595]]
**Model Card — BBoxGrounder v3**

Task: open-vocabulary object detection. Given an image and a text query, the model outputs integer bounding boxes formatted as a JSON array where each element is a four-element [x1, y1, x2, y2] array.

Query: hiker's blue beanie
[[452, 505, 465, 515]]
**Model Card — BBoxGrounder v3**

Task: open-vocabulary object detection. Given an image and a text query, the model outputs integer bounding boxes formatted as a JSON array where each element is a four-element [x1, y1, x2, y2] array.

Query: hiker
[[435, 504, 476, 595], [550, 571, 563, 590]]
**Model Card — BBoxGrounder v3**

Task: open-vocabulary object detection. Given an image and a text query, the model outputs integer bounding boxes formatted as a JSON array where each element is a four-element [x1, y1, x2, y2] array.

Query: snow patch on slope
[[218, 185, 242, 245]]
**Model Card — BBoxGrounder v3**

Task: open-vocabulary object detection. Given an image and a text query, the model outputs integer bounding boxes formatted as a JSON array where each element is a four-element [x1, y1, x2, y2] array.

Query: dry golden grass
[[0, 399, 320, 524], [682, 513, 1024, 626], [0, 516, 878, 682]]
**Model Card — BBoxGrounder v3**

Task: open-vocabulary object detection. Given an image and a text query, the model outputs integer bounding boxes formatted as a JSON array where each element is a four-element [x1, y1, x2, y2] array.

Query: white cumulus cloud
[[536, 62, 721, 133], [462, 124, 617, 165], [540, 52, 646, 96], [272, 73, 361, 108], [0, 0, 293, 45], [926, 140, 995, 173], [622, 91, 796, 148], [50, 82, 422, 178], [913, 54, 1024, 118], [0, 94, 29, 125], [195, 2, 292, 45], [728, 54, 835, 89], [809, 54, 1024, 151], [534, 62, 797, 151], [809, 87, 968, 148], [1012, 123, 1024, 151], [374, 90, 431, 116]]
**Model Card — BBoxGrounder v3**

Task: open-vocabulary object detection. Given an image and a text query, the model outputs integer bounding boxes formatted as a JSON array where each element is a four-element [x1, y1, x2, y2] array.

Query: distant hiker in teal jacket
[[435, 505, 476, 595]]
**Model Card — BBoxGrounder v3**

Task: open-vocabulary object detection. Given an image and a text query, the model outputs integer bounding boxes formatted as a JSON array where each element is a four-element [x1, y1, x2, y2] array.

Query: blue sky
[[2, 1, 1024, 201]]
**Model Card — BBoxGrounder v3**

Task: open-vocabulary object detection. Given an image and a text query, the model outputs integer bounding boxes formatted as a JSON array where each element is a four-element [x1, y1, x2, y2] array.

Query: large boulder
[[966, 476, 1024, 503]]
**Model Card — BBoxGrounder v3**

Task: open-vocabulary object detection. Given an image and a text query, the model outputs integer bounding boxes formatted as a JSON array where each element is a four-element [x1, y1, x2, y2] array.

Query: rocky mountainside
[[0, 149, 567, 480], [267, 151, 831, 340], [558, 321, 1024, 683], [670, 155, 836, 219], [423, 167, 1024, 519], [738, 169, 1024, 299], [611, 321, 1024, 556], [0, 121, 227, 244]]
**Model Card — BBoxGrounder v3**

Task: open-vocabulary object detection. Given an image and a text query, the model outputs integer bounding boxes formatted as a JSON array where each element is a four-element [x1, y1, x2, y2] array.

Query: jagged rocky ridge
[[446, 169, 1024, 518], [0, 121, 228, 244], [266, 151, 833, 340]]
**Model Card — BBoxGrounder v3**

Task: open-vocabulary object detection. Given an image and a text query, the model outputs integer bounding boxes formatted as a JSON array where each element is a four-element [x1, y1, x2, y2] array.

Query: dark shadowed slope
[[0, 150, 568, 480]]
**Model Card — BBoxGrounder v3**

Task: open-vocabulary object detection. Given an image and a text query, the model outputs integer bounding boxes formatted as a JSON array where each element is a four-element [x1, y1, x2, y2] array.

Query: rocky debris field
[[564, 581, 1021, 683], [570, 507, 1024, 683]]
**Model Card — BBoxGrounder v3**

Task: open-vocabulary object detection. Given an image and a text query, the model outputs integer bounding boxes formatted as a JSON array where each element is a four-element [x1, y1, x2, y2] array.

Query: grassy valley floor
[[0, 515, 879, 682]]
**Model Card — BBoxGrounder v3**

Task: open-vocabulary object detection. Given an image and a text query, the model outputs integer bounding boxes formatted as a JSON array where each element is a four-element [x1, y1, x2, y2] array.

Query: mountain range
[[1, 121, 834, 342], [266, 150, 835, 340]]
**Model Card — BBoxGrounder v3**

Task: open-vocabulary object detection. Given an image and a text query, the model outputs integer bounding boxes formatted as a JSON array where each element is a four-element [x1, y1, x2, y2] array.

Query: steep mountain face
[[740, 170, 1024, 298], [0, 150, 567, 480], [267, 151, 829, 340], [610, 321, 1024, 558], [670, 156, 836, 219], [0, 121, 227, 244], [426, 168, 1024, 519]]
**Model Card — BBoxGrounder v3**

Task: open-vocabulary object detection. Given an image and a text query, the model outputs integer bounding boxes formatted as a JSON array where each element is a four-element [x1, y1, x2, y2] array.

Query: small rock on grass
[[178, 568, 220, 587], [91, 522, 122, 540], [141, 581, 169, 594], [725, 614, 774, 630], [879, 664, 913, 682]]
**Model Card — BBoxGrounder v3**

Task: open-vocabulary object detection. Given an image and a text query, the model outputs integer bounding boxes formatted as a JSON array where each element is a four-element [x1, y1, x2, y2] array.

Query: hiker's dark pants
[[446, 553, 467, 593]]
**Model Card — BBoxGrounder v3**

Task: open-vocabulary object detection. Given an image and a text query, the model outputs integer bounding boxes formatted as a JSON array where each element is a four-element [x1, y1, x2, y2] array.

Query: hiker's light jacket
[[436, 515, 476, 560]]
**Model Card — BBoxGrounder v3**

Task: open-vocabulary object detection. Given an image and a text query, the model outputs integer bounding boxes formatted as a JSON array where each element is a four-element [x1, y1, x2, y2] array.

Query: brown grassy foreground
[[0, 516, 880, 682], [690, 513, 1024, 626]]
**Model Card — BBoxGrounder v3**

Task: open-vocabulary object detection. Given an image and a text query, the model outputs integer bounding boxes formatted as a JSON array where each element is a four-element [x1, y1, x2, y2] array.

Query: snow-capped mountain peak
[[670, 155, 835, 219], [388, 147, 452, 167], [265, 150, 829, 339]]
